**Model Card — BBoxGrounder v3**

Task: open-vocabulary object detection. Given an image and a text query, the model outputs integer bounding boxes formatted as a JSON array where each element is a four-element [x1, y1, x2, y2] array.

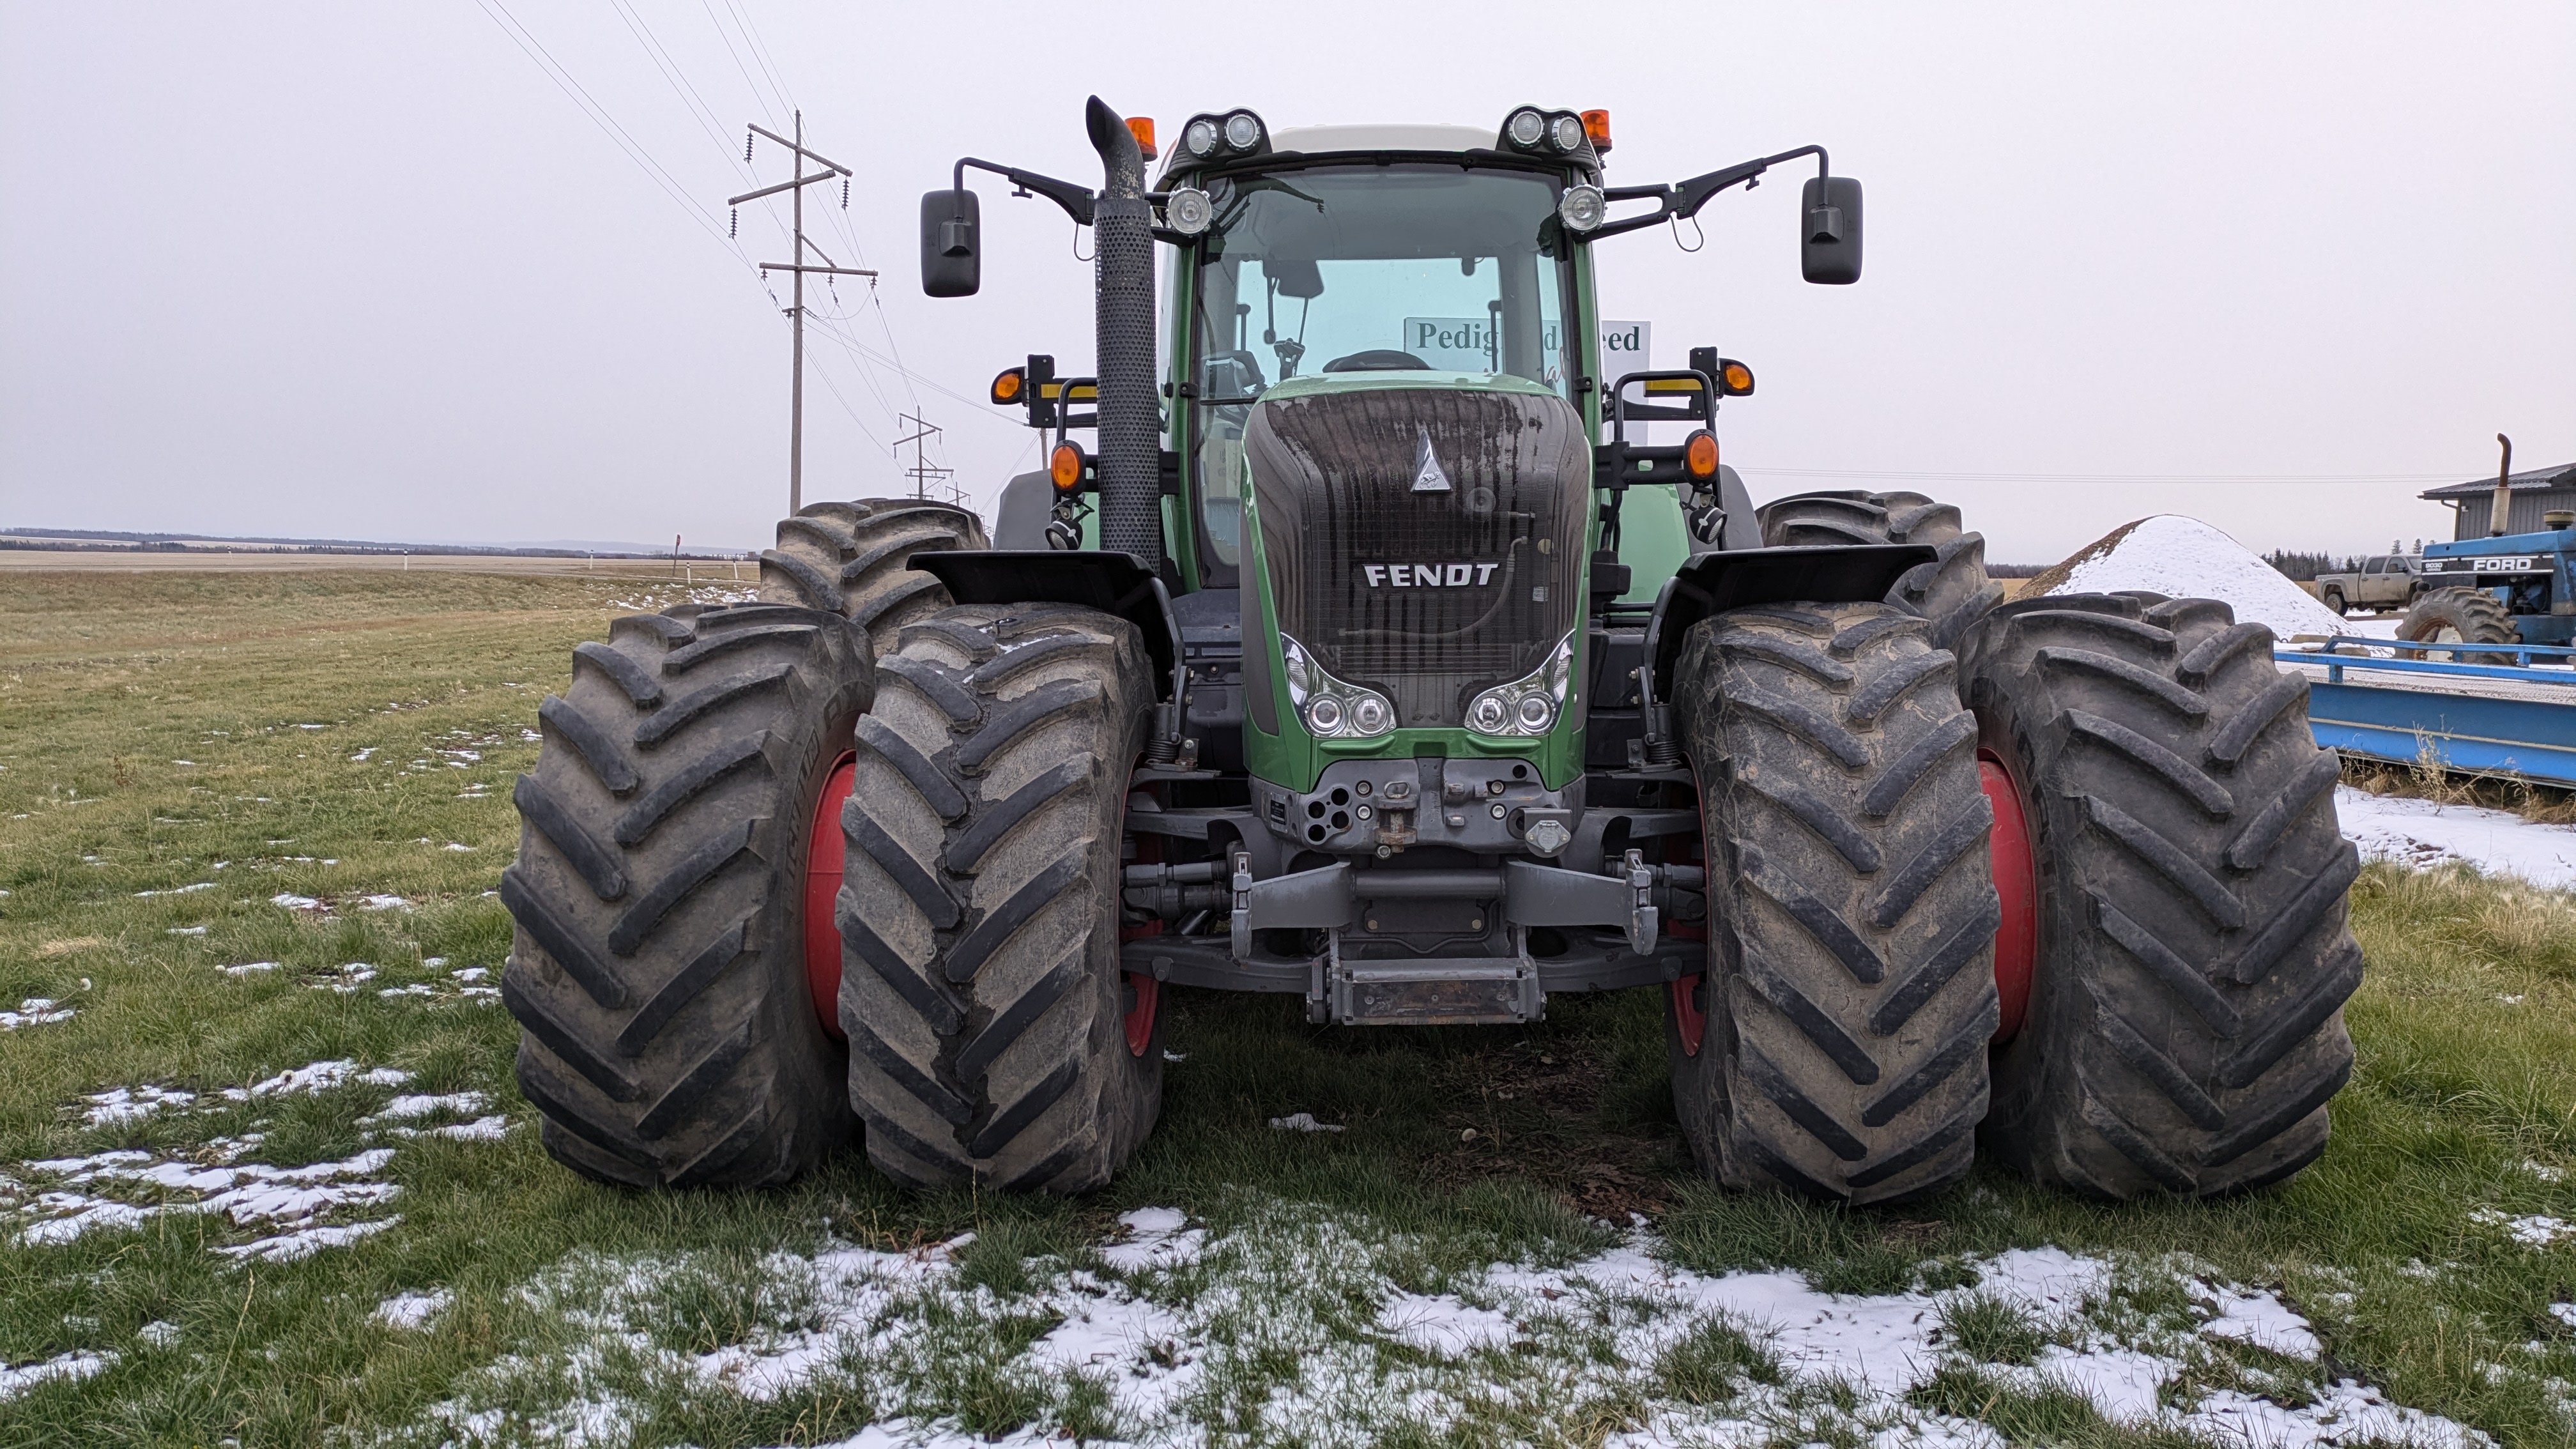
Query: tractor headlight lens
[[1550, 114, 1585, 152], [1223, 111, 1262, 151], [1467, 631, 1577, 739], [1184, 118, 1220, 157], [1165, 187, 1212, 236], [1280, 634, 1395, 739], [1558, 184, 1606, 233], [1506, 108, 1547, 148]]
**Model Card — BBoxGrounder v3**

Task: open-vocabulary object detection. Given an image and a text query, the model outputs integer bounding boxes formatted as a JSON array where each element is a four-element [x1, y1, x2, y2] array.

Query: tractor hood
[[1243, 373, 1591, 730]]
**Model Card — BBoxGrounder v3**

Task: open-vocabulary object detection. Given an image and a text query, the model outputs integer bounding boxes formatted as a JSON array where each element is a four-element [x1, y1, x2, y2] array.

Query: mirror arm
[[1584, 144, 1835, 241], [953, 157, 1096, 227]]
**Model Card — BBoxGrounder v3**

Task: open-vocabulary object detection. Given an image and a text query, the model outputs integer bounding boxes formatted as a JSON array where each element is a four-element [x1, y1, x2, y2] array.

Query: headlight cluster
[[1181, 110, 1266, 160], [1501, 107, 1593, 157], [1281, 635, 1395, 740], [1467, 632, 1576, 739]]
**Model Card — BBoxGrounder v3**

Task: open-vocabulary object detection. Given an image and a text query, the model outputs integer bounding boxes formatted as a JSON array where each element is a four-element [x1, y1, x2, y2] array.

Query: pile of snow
[[2336, 786, 2576, 890], [2026, 515, 2350, 641], [401, 1200, 2490, 1449]]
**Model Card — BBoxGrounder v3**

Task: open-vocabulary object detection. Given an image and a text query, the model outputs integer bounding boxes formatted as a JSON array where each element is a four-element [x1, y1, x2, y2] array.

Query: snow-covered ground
[[2337, 786, 2576, 890], [397, 1203, 2491, 1449]]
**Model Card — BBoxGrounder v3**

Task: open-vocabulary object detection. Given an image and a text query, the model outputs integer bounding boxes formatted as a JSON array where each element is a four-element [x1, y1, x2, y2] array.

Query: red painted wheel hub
[[1980, 751, 2039, 1043], [804, 752, 856, 1039], [1117, 792, 1163, 1059]]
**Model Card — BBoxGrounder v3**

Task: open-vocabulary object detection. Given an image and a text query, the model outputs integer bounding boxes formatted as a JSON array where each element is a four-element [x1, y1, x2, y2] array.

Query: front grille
[[1246, 385, 1590, 727]]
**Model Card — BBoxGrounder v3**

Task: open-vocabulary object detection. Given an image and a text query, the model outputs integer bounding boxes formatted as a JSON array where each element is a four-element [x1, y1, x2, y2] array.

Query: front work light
[[1183, 117, 1220, 157], [1223, 111, 1262, 151], [1506, 108, 1547, 148], [1558, 185, 1606, 233], [1549, 114, 1585, 152], [1164, 187, 1213, 236]]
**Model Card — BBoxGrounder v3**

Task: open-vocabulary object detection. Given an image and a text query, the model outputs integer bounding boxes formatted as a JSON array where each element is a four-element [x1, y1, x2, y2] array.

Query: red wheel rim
[[1116, 769, 1161, 1058], [804, 752, 856, 1039], [1980, 751, 2039, 1043], [1670, 974, 1706, 1057]]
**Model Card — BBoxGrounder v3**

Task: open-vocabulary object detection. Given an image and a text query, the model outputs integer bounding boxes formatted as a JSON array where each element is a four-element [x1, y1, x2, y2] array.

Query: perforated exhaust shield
[[1245, 385, 1590, 727]]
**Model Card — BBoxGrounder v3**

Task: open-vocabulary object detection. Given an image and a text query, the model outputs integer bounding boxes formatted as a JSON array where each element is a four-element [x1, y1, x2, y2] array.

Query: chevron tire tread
[[839, 601, 1163, 1193], [2398, 586, 2520, 662], [1669, 600, 2001, 1204], [1756, 491, 2004, 675], [503, 602, 871, 1188], [1970, 592, 2360, 1199], [757, 497, 991, 655]]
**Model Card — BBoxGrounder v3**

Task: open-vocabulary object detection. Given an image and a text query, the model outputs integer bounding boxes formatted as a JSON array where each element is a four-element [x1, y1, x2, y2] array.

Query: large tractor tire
[[1667, 600, 2001, 1204], [2398, 586, 2519, 662], [1970, 594, 2360, 1198], [757, 498, 990, 655], [502, 603, 871, 1187], [836, 601, 1164, 1192], [1758, 491, 2005, 671]]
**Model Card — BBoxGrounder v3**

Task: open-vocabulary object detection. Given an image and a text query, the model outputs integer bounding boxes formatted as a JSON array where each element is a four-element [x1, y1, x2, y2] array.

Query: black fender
[[1645, 542, 1934, 698], [908, 550, 1181, 703]]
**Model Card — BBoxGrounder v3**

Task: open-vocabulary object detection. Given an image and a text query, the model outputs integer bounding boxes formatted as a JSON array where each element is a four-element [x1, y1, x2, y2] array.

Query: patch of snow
[[232, 1059, 410, 1099], [218, 961, 279, 977], [2335, 786, 2576, 891], [429, 1116, 511, 1142], [307, 963, 379, 993], [0, 1349, 112, 1401], [81, 1085, 195, 1127], [0, 999, 74, 1030], [449, 965, 489, 982], [2526, 1160, 2565, 1183], [443, 842, 473, 852], [375, 1289, 452, 1330], [270, 893, 325, 910], [166, 926, 206, 936], [368, 1092, 491, 1123], [135, 1321, 180, 1347], [1268, 1112, 1344, 1133], [1099, 1208, 1207, 1273], [2030, 514, 2350, 640], [2471, 1209, 2574, 1246], [357, 894, 411, 911], [2198, 1282, 2324, 1357], [217, 1216, 399, 1263], [134, 882, 216, 898]]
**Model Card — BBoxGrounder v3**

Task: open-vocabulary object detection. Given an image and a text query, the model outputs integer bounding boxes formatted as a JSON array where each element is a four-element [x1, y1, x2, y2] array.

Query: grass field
[[6, 571, 2576, 1448]]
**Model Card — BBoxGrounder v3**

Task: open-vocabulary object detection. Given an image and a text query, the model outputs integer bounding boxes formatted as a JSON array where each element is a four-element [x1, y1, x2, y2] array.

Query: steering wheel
[[1321, 349, 1433, 373]]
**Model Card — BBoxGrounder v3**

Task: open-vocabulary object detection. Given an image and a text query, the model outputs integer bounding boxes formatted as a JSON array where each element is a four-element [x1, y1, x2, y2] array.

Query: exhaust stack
[[1085, 96, 1162, 572], [2491, 433, 2515, 537]]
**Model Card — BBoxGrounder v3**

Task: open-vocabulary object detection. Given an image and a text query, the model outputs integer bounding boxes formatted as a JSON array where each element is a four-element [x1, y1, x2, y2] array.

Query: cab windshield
[[1188, 164, 1580, 579]]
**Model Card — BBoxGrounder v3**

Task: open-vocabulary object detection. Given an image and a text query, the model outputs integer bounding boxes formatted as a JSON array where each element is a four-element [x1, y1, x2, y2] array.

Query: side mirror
[[1800, 175, 1862, 285], [920, 189, 980, 298]]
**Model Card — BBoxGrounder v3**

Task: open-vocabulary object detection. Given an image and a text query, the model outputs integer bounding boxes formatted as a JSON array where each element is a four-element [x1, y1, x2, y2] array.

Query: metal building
[[2423, 461, 2576, 538]]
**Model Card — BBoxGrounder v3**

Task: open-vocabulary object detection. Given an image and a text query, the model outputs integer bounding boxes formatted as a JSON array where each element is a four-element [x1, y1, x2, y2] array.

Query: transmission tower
[[729, 113, 872, 516], [894, 412, 960, 506]]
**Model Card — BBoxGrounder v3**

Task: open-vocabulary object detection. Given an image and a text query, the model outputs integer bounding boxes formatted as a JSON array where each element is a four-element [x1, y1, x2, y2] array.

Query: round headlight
[[1223, 112, 1262, 151], [1305, 696, 1343, 735], [1184, 118, 1220, 157], [1515, 694, 1554, 733], [1164, 187, 1212, 236], [1558, 185, 1606, 233], [1351, 694, 1388, 735], [1550, 114, 1585, 152], [1469, 693, 1509, 733], [1506, 108, 1547, 149]]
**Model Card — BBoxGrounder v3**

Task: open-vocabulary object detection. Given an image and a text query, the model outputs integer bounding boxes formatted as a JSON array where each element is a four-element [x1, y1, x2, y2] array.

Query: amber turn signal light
[[991, 367, 1025, 406], [1050, 442, 1085, 491], [1580, 109, 1612, 153], [1721, 362, 1753, 394], [1126, 117, 1157, 161], [1683, 429, 1719, 480]]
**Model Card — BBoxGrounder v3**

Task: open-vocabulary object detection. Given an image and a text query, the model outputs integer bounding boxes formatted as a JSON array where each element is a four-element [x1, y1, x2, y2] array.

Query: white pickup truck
[[2314, 554, 2425, 615]]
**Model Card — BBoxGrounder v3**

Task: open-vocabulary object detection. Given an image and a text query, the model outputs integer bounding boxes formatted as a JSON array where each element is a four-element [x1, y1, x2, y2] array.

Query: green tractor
[[502, 100, 2365, 1204]]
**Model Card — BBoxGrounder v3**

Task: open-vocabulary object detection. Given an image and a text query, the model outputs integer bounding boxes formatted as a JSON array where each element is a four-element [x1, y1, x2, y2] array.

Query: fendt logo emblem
[[1362, 563, 1500, 587], [1410, 427, 1453, 494]]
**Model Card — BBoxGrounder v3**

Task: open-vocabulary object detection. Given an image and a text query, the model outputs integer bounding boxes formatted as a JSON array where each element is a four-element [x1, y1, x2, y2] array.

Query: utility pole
[[893, 412, 956, 504], [729, 114, 872, 517]]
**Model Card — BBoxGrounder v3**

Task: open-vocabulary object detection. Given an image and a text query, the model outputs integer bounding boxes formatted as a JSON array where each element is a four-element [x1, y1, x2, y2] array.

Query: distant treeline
[[2262, 551, 2362, 582]]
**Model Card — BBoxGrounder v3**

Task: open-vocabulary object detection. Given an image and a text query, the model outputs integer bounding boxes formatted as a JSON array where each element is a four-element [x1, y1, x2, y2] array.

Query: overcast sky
[[3, 2, 2569, 562]]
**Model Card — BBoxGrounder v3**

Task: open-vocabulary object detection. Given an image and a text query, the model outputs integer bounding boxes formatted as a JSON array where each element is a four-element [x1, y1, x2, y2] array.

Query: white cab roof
[[1266, 123, 1495, 155]]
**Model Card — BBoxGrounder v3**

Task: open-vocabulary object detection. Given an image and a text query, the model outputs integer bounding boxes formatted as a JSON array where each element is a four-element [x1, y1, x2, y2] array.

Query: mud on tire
[[1758, 491, 2004, 675], [502, 604, 870, 1187], [1668, 600, 2001, 1204], [758, 498, 990, 655], [1970, 593, 2360, 1198], [836, 602, 1163, 1192]]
